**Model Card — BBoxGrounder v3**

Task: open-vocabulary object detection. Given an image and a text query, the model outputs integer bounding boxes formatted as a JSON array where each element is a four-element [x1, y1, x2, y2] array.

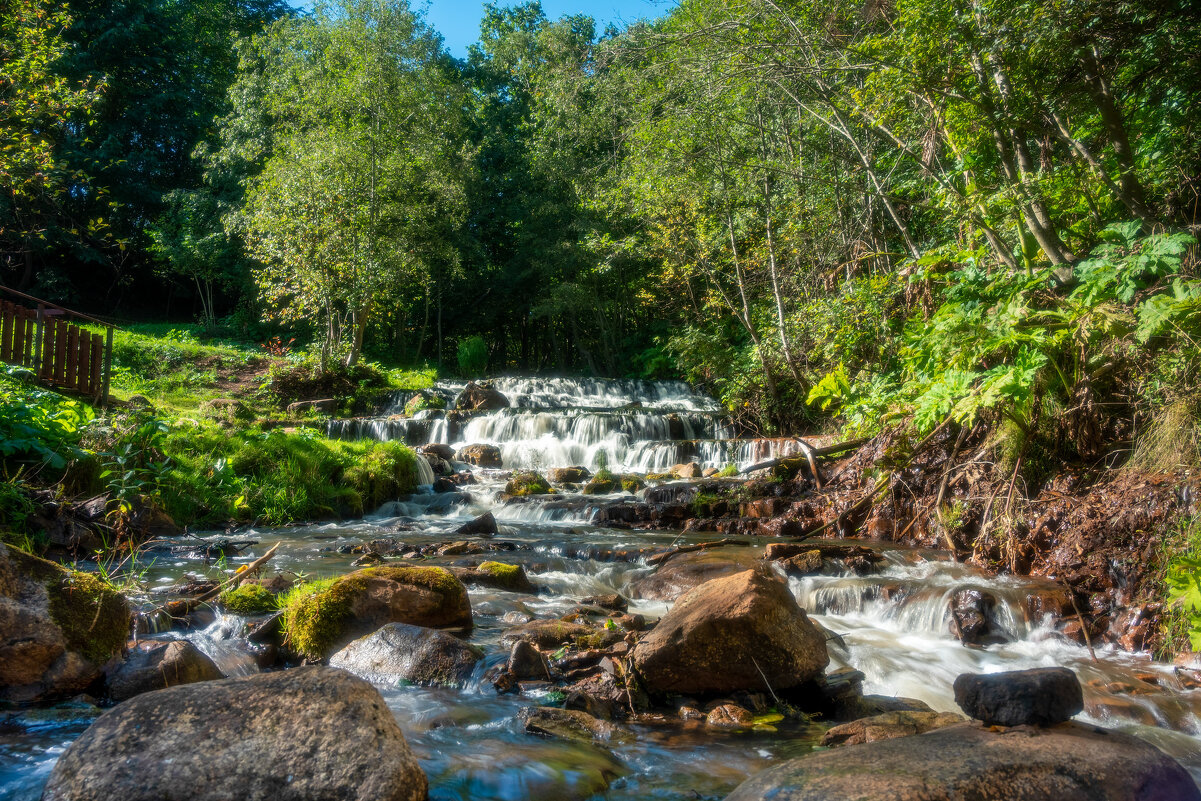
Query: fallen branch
[[739, 437, 867, 477], [163, 542, 281, 617], [648, 538, 750, 566]]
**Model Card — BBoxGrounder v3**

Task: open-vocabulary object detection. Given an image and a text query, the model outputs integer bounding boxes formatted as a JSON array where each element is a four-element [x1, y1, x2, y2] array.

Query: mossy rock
[[582, 472, 620, 495], [0, 545, 130, 702], [505, 471, 550, 496], [404, 391, 446, 416], [451, 561, 535, 593], [620, 475, 646, 493], [219, 583, 278, 615], [280, 566, 472, 661]]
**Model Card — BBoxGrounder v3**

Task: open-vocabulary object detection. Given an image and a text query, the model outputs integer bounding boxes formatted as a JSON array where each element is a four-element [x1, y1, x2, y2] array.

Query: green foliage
[[1164, 517, 1201, 654], [404, 391, 445, 416], [0, 373, 93, 470], [456, 335, 489, 377], [220, 583, 278, 615]]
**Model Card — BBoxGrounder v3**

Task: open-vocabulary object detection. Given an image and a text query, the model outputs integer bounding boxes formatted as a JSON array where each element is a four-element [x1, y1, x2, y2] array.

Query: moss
[[404, 392, 446, 416], [506, 471, 550, 496], [583, 469, 619, 495], [46, 570, 129, 666], [219, 583, 278, 615], [620, 474, 646, 492], [478, 561, 524, 589]]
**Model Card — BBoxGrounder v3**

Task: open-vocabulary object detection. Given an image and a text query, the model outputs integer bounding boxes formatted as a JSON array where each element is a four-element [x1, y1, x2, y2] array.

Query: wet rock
[[519, 706, 630, 744], [450, 561, 534, 593], [632, 568, 829, 695], [953, 667, 1083, 726], [329, 622, 483, 687], [454, 381, 510, 412], [564, 670, 640, 720], [455, 511, 498, 537], [0, 545, 129, 703], [41, 666, 427, 801], [949, 588, 995, 645], [780, 550, 824, 576], [501, 619, 595, 649], [456, 443, 503, 468], [505, 471, 551, 496], [724, 721, 1201, 801], [438, 540, 483, 556], [286, 398, 337, 414], [581, 594, 628, 612], [741, 498, 789, 518], [702, 467, 720, 477], [419, 442, 455, 461], [820, 710, 964, 746], [281, 566, 472, 660], [106, 640, 222, 702], [671, 462, 703, 479], [628, 548, 761, 601], [831, 694, 935, 722], [352, 552, 385, 567], [706, 703, 753, 729], [548, 466, 592, 483], [507, 640, 551, 680]]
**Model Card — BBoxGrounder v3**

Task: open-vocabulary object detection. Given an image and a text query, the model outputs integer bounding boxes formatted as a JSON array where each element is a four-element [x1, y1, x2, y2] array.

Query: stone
[[581, 594, 628, 612], [724, 721, 1201, 801], [949, 588, 995, 645], [419, 443, 455, 461], [628, 548, 762, 601], [820, 710, 964, 746], [0, 545, 129, 703], [455, 443, 503, 468], [507, 640, 551, 680], [455, 511, 498, 537], [781, 550, 824, 576], [450, 561, 535, 593], [41, 666, 427, 801], [286, 398, 337, 414], [454, 381, 510, 412], [280, 566, 472, 660], [953, 667, 1083, 726], [518, 706, 630, 744], [548, 466, 592, 483], [505, 471, 550, 496], [671, 462, 703, 478], [501, 619, 597, 649], [631, 568, 828, 695], [706, 704, 753, 729], [106, 640, 223, 702], [329, 622, 483, 687]]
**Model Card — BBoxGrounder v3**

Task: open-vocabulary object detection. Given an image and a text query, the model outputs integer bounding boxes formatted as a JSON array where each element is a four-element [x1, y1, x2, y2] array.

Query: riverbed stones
[[631, 568, 828, 695], [820, 710, 964, 746], [450, 561, 534, 592], [501, 618, 596, 649], [330, 622, 482, 687], [724, 721, 1201, 801], [456, 443, 503, 468], [41, 666, 428, 801], [282, 566, 472, 659], [106, 639, 222, 702], [519, 706, 630, 744], [953, 666, 1084, 726], [0, 544, 129, 703], [548, 466, 591, 483], [508, 639, 551, 680], [628, 548, 761, 601], [454, 381, 509, 412]]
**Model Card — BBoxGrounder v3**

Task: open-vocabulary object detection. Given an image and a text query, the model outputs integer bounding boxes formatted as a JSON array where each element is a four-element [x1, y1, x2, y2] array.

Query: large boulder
[[953, 667, 1083, 726], [631, 568, 828, 695], [106, 639, 223, 702], [282, 566, 472, 660], [0, 545, 129, 702], [455, 511, 498, 536], [820, 710, 964, 747], [454, 381, 510, 412], [41, 666, 428, 801], [628, 548, 762, 601], [456, 444, 503, 468], [724, 721, 1201, 801], [330, 622, 482, 687]]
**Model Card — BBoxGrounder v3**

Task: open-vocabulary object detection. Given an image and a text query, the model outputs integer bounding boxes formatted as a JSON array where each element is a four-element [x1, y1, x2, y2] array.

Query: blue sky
[[292, 1, 676, 58]]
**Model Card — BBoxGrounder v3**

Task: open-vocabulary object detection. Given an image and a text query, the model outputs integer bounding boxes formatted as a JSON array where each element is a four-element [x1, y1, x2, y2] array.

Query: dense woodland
[[3, 0, 1201, 443]]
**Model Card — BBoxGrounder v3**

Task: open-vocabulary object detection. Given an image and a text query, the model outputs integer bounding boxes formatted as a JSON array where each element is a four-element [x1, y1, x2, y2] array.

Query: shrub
[[456, 335, 488, 377]]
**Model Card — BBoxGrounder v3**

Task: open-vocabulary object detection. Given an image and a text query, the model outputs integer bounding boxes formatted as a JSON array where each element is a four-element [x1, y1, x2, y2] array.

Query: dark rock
[[820, 710, 964, 746], [518, 706, 630, 744], [706, 703, 753, 729], [455, 443, 503, 468], [953, 667, 1083, 726], [501, 619, 595, 649], [949, 588, 995, 645], [564, 670, 639, 720], [831, 694, 935, 722], [106, 640, 222, 702], [454, 381, 510, 412], [419, 443, 456, 461], [581, 594, 628, 612], [507, 640, 551, 680], [329, 622, 483, 687], [0, 545, 129, 703], [455, 511, 498, 537], [725, 721, 1201, 801], [631, 568, 828, 695], [781, 550, 824, 576], [286, 398, 337, 414], [41, 666, 427, 801]]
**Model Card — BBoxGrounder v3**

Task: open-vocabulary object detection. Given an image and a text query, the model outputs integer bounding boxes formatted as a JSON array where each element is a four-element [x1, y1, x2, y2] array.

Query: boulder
[[706, 703, 753, 729], [501, 619, 596, 649], [0, 545, 129, 703], [724, 722, 1201, 801], [454, 381, 510, 412], [953, 667, 1083, 726], [631, 568, 828, 695], [41, 666, 428, 801], [548, 466, 591, 484], [330, 622, 482, 687], [671, 462, 703, 479], [508, 640, 551, 680], [202, 398, 253, 421], [106, 640, 223, 702], [455, 511, 498, 536], [505, 471, 550, 496], [518, 706, 630, 744], [281, 566, 472, 660], [820, 710, 964, 747], [419, 442, 456, 461], [286, 398, 337, 414], [949, 588, 995, 645], [628, 548, 762, 601], [450, 561, 535, 593], [456, 443, 503, 468]]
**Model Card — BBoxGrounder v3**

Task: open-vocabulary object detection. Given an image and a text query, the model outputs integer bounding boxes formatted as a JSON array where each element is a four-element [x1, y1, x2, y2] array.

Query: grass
[[1161, 514, 1201, 657]]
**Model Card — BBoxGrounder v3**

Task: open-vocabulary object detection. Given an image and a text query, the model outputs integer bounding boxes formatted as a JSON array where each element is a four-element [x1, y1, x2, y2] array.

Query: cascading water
[[7, 376, 1201, 800]]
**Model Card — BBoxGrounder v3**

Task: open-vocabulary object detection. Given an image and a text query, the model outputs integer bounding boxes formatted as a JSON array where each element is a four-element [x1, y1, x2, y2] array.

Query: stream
[[5, 377, 1201, 800]]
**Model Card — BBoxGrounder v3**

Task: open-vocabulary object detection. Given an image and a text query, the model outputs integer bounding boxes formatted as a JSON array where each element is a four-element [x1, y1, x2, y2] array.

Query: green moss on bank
[[47, 570, 129, 666], [477, 560, 524, 590]]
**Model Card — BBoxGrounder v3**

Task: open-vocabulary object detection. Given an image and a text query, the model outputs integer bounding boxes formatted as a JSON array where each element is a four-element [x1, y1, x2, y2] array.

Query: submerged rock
[[519, 706, 630, 744], [281, 566, 472, 660], [106, 640, 222, 702], [631, 568, 828, 695], [329, 622, 482, 687], [953, 666, 1083, 726], [820, 710, 964, 746], [41, 666, 428, 801], [0, 544, 129, 703], [725, 721, 1201, 801], [455, 511, 498, 536]]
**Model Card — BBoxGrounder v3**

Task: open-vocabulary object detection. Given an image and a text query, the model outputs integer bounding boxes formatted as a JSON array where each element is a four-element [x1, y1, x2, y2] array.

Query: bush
[[456, 335, 488, 378]]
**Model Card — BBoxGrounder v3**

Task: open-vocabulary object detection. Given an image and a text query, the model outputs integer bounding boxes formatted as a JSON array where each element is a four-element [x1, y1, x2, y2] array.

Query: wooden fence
[[0, 288, 113, 404]]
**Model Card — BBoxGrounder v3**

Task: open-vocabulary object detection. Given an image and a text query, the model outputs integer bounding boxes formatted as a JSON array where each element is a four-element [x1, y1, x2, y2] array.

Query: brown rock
[[548, 467, 592, 483], [631, 568, 828, 695], [671, 462, 703, 479], [454, 382, 510, 412], [455, 444, 503, 468], [329, 622, 483, 687], [820, 710, 964, 746], [706, 704, 753, 729], [628, 548, 761, 601], [501, 619, 595, 649], [106, 640, 222, 702], [518, 706, 630, 744]]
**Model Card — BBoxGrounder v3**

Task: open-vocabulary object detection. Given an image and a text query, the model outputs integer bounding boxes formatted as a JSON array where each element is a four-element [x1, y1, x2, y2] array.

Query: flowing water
[[5, 377, 1201, 800]]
